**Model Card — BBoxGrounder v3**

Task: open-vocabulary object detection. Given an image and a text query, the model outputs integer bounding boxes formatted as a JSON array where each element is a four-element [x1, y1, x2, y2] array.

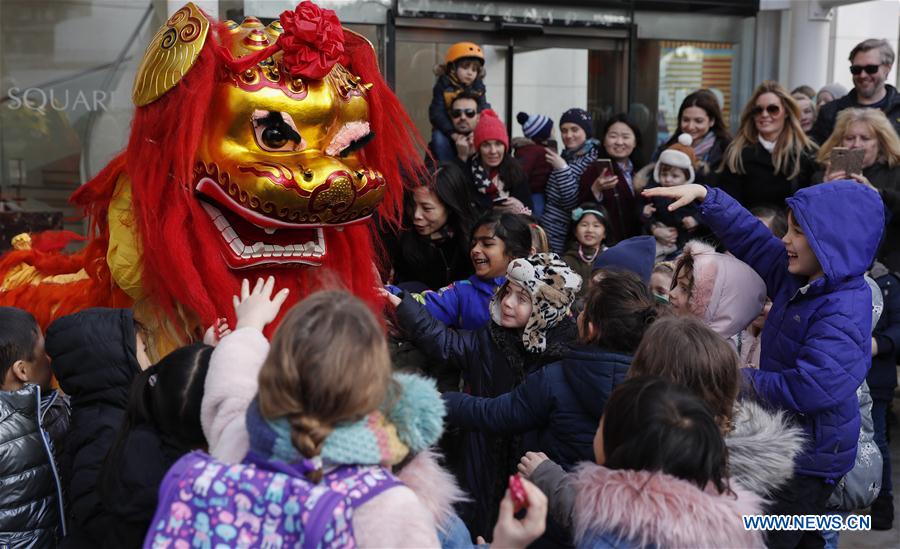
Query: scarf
[[245, 397, 410, 470], [693, 131, 716, 161], [562, 137, 601, 163], [471, 159, 502, 197]]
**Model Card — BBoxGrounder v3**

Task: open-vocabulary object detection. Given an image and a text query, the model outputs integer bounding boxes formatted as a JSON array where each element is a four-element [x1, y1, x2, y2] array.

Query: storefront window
[[634, 39, 737, 160], [1, 0, 156, 244]]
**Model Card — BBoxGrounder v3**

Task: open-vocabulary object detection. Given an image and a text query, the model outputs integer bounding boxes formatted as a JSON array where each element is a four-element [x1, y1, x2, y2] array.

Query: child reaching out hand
[[643, 179, 885, 548]]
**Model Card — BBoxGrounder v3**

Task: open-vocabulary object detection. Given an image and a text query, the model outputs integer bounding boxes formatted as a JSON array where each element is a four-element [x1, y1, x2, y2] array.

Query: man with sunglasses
[[446, 93, 481, 162], [811, 39, 900, 144]]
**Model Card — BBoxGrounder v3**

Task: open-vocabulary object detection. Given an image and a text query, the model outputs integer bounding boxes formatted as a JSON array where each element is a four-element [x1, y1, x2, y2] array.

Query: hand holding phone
[[544, 138, 558, 153], [594, 158, 613, 176]]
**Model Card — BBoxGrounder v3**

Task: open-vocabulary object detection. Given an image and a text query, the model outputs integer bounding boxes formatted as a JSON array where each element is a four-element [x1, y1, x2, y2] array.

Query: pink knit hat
[[474, 109, 509, 151]]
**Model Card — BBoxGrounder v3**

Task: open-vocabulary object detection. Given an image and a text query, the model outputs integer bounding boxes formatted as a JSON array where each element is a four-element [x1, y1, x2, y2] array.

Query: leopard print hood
[[490, 253, 582, 352]]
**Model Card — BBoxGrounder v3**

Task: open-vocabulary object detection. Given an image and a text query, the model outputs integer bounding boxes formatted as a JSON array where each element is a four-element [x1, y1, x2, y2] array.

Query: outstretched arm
[[643, 184, 794, 295], [382, 289, 480, 374], [444, 369, 553, 434]]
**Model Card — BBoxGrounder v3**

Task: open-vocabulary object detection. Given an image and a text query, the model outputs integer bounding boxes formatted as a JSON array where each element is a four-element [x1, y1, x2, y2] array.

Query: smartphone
[[492, 196, 508, 204], [830, 147, 866, 176], [509, 474, 529, 512], [544, 138, 558, 153], [594, 158, 613, 176]]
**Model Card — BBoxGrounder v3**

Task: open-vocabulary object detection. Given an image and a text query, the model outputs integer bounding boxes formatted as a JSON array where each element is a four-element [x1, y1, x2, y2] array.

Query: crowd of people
[[2, 36, 900, 549]]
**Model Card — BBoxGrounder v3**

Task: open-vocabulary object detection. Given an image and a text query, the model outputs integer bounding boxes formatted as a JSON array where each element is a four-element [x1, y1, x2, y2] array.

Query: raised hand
[[377, 287, 402, 308], [544, 149, 567, 171], [233, 276, 290, 332], [203, 317, 232, 346], [642, 183, 707, 211]]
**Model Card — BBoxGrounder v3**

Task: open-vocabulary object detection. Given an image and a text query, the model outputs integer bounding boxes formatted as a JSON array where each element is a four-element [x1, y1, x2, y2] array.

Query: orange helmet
[[445, 42, 484, 65]]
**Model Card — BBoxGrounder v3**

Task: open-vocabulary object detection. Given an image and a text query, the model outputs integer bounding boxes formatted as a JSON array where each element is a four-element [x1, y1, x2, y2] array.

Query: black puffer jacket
[[46, 308, 141, 547], [98, 424, 184, 548], [0, 385, 69, 548]]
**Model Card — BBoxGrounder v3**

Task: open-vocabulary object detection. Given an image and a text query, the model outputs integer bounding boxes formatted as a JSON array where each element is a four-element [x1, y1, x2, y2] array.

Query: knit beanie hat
[[516, 111, 553, 141], [593, 235, 656, 284], [559, 108, 593, 138], [654, 133, 697, 185], [490, 253, 582, 353], [474, 109, 509, 151], [818, 82, 848, 101]]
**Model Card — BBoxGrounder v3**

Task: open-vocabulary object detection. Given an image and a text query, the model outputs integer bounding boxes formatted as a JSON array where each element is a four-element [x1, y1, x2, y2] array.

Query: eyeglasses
[[850, 64, 880, 75], [751, 104, 781, 117], [451, 109, 477, 119]]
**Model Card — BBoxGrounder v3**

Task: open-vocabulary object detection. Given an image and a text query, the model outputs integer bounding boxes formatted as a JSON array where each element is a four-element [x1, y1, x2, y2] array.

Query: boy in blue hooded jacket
[[644, 180, 885, 549]]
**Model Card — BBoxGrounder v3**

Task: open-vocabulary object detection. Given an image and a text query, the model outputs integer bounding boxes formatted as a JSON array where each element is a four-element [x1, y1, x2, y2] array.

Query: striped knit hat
[[516, 111, 553, 141]]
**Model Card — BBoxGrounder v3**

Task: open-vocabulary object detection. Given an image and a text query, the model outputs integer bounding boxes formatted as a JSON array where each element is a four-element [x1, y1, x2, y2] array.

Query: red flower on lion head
[[278, 1, 345, 80]]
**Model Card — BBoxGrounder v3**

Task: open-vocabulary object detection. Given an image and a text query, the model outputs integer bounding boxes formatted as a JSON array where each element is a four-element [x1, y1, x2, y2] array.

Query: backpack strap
[[303, 466, 402, 549]]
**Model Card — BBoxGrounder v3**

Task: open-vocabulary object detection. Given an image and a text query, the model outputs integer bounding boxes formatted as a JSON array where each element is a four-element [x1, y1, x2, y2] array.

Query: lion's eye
[[261, 125, 290, 149], [252, 110, 304, 152]]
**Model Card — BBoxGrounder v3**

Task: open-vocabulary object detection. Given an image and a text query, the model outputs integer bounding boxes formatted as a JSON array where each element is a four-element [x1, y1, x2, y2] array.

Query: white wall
[[830, 0, 899, 89], [509, 49, 588, 138]]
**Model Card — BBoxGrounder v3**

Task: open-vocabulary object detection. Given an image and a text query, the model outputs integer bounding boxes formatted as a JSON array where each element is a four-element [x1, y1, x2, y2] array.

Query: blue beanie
[[516, 111, 553, 141], [559, 108, 593, 138], [593, 236, 656, 284]]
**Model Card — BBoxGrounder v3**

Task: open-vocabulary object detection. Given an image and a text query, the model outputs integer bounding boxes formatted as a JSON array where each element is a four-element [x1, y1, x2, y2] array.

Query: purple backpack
[[144, 450, 400, 549]]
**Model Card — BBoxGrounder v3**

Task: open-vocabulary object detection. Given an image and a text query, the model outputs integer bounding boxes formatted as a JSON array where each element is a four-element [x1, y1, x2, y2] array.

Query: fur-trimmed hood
[[678, 240, 766, 340], [395, 450, 468, 534], [726, 399, 805, 497], [572, 463, 764, 548]]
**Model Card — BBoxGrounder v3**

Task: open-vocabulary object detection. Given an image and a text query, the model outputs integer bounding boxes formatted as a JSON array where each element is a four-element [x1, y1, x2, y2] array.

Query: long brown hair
[[257, 291, 392, 480], [723, 80, 815, 179], [629, 315, 740, 431], [664, 89, 731, 147]]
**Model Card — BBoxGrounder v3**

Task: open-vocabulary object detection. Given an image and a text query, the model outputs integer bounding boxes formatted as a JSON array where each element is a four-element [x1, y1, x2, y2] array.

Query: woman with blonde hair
[[718, 81, 817, 210], [818, 107, 900, 271]]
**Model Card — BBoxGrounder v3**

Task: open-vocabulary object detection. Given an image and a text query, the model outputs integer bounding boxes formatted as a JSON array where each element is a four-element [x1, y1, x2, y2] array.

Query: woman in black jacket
[[387, 163, 480, 291], [98, 343, 212, 548], [717, 81, 817, 210], [46, 308, 152, 548]]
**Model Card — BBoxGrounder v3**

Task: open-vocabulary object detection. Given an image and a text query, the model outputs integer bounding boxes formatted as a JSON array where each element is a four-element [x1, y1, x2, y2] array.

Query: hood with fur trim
[[726, 399, 805, 497], [572, 463, 764, 548], [678, 240, 767, 340]]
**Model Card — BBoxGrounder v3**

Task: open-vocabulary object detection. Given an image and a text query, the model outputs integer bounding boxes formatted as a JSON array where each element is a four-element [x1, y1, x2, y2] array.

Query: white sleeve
[[200, 327, 269, 463]]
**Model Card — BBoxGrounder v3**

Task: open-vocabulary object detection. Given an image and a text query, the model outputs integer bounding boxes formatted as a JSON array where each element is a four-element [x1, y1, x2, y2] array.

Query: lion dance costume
[[0, 2, 423, 359]]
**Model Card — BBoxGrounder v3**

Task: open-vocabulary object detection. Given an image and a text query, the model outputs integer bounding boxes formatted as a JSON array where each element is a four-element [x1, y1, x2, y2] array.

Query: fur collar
[[572, 464, 764, 548], [395, 450, 468, 534], [727, 399, 805, 497]]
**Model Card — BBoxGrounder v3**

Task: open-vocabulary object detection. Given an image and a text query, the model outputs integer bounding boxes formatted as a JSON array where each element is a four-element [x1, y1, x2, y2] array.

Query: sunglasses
[[451, 109, 477, 119], [751, 104, 781, 117], [850, 64, 880, 75]]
